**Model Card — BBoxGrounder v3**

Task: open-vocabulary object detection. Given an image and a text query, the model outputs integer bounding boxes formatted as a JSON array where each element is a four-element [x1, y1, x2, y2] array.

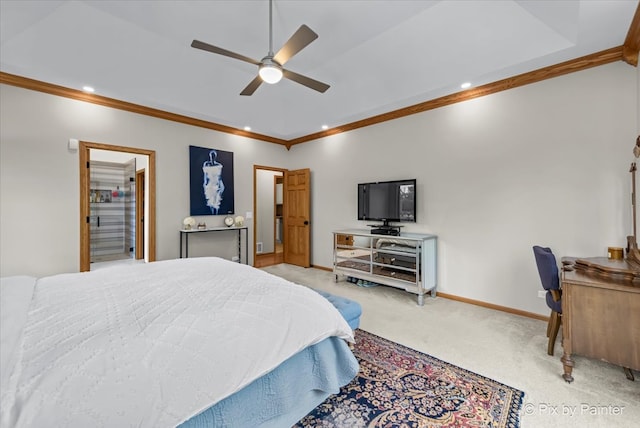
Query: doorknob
[[304, 220, 309, 225]]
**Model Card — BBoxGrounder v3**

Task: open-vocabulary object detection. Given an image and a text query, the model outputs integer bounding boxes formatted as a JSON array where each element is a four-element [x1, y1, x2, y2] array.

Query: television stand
[[333, 229, 438, 305]]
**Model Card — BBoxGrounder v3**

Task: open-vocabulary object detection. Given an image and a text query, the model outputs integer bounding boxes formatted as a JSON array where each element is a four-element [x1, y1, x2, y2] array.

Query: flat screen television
[[357, 179, 416, 225]]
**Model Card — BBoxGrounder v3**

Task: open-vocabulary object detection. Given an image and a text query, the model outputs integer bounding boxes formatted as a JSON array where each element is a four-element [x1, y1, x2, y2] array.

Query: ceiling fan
[[191, 0, 329, 96]]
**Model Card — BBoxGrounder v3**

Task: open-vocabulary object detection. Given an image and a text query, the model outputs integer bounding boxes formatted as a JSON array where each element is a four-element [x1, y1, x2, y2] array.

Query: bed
[[0, 257, 358, 427]]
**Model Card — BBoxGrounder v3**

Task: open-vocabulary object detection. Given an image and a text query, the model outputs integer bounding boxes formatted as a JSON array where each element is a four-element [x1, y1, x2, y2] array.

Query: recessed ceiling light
[[321, 125, 329, 130], [460, 82, 471, 89], [244, 126, 251, 131], [82, 85, 95, 93]]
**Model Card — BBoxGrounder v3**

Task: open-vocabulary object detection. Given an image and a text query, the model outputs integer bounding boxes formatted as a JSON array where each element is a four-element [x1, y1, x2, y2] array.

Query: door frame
[[253, 165, 287, 268], [80, 141, 156, 271]]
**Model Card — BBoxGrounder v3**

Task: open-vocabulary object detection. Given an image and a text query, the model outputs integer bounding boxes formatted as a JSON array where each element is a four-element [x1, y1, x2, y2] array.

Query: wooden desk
[[560, 257, 640, 382]]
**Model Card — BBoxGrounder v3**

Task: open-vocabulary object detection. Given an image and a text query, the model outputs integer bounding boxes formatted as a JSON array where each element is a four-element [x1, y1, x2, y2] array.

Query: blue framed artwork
[[189, 145, 234, 215]]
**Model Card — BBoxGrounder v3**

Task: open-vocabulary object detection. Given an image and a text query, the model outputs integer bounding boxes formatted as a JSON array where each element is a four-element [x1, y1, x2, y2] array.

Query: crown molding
[[0, 71, 288, 147], [622, 1, 640, 66], [0, 46, 626, 147], [288, 46, 624, 146]]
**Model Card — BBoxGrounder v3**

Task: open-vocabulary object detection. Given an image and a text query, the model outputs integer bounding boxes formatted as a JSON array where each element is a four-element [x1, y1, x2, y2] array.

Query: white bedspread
[[0, 258, 354, 428], [0, 276, 36, 390]]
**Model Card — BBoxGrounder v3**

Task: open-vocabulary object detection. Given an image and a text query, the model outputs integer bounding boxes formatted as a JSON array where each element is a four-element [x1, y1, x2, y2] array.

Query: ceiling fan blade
[[240, 75, 263, 96], [191, 40, 260, 66], [273, 25, 318, 66], [282, 69, 330, 93]]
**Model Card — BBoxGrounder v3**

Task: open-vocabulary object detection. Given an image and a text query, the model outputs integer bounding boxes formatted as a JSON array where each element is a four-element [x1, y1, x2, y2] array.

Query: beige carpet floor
[[262, 264, 640, 428]]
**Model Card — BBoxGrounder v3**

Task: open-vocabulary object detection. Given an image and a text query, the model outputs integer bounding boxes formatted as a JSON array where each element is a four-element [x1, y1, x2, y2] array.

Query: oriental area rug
[[295, 329, 524, 428]]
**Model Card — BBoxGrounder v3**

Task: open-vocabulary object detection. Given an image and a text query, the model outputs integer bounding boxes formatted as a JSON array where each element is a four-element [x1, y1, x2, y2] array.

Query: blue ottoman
[[314, 289, 362, 330]]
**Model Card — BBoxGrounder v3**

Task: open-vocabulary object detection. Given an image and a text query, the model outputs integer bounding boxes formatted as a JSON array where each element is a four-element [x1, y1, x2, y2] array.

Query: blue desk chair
[[533, 246, 562, 356]]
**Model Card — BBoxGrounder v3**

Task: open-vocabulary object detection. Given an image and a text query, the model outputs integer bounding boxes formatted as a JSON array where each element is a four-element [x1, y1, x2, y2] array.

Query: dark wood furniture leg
[[561, 351, 574, 383], [623, 367, 635, 381]]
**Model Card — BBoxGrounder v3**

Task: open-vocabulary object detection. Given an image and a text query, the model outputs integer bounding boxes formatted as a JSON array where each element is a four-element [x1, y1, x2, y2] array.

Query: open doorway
[[89, 152, 140, 265], [254, 166, 285, 268], [253, 166, 311, 268], [79, 141, 156, 272]]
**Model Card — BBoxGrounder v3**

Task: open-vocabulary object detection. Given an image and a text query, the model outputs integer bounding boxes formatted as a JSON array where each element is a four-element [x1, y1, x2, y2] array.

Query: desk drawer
[[336, 234, 354, 246], [564, 283, 640, 370]]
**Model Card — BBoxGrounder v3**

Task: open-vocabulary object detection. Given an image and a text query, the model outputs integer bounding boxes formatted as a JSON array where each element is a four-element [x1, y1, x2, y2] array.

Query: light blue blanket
[[179, 336, 358, 427]]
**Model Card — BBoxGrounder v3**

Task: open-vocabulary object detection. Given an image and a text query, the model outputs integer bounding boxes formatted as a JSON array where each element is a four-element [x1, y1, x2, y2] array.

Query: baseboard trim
[[311, 264, 332, 272], [435, 291, 549, 322], [311, 265, 549, 322]]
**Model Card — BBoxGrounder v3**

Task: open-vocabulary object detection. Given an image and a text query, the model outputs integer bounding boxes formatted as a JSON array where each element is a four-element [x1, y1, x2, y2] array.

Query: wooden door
[[284, 168, 311, 267]]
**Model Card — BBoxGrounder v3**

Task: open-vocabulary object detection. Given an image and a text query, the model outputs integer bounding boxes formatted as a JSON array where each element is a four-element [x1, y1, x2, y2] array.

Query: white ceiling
[[1, 0, 637, 141]]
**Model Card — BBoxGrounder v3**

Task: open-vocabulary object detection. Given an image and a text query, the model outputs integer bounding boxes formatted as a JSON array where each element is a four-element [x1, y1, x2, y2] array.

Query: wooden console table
[[560, 256, 640, 382], [180, 226, 248, 264]]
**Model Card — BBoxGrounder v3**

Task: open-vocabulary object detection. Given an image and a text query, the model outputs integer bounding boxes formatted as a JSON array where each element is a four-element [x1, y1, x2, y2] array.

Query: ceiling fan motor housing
[[259, 56, 283, 84]]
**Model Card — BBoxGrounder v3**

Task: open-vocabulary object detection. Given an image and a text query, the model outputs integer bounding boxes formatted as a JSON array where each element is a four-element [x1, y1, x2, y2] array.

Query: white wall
[[288, 61, 638, 316], [1, 61, 637, 317], [0, 84, 289, 276]]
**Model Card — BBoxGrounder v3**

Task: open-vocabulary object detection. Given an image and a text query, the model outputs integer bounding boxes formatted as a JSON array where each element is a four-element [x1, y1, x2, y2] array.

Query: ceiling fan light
[[259, 64, 283, 84]]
